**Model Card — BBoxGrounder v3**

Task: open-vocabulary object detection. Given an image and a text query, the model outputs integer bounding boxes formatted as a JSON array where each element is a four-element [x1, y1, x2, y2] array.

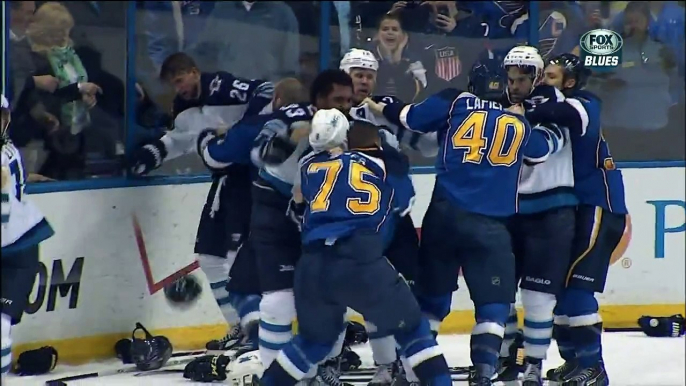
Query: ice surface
[[6, 333, 685, 385]]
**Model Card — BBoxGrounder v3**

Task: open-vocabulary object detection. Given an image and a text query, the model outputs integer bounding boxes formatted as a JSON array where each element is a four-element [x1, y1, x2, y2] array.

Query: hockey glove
[[260, 135, 297, 165], [129, 140, 167, 176], [287, 198, 306, 231], [183, 354, 231, 382], [339, 345, 362, 371], [196, 128, 218, 157], [13, 346, 58, 375], [638, 314, 685, 337]]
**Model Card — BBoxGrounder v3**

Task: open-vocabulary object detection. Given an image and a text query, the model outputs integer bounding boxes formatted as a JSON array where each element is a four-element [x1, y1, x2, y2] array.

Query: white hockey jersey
[[350, 96, 439, 158], [1, 143, 52, 249], [517, 85, 578, 214]]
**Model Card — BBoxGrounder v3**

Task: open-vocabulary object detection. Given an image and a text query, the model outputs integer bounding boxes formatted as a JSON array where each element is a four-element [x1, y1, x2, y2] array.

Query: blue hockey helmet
[[547, 53, 591, 91], [468, 59, 507, 101]]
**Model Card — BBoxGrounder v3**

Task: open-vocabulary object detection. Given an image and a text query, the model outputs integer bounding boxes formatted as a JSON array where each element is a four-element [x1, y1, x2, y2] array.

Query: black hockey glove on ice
[[344, 321, 368, 346], [183, 354, 231, 382], [129, 140, 167, 176], [638, 314, 685, 337]]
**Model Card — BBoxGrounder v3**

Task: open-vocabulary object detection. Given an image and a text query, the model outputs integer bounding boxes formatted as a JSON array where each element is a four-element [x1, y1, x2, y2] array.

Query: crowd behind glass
[[6, 0, 685, 182]]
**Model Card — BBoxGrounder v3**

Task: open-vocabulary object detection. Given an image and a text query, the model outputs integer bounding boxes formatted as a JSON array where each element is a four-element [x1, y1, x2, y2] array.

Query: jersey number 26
[[307, 160, 381, 215], [452, 111, 526, 167]]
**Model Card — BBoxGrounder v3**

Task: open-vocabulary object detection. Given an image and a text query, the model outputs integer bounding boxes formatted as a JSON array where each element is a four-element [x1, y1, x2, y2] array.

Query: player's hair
[[159, 52, 198, 81], [309, 69, 354, 104], [624, 1, 650, 18], [348, 120, 380, 150], [274, 78, 307, 107]]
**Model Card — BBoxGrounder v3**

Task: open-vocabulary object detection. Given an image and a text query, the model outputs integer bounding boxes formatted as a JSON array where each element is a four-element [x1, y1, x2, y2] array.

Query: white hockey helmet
[[503, 46, 544, 81], [227, 351, 263, 386], [340, 49, 379, 74], [1, 95, 10, 137], [309, 108, 350, 152]]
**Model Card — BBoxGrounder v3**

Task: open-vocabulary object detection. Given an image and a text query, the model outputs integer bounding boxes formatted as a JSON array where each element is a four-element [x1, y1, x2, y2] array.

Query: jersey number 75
[[307, 160, 381, 215], [452, 111, 526, 167]]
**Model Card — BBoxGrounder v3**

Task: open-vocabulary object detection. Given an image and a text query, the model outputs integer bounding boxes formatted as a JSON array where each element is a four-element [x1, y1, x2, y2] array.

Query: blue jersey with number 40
[[383, 89, 534, 217], [299, 150, 394, 245]]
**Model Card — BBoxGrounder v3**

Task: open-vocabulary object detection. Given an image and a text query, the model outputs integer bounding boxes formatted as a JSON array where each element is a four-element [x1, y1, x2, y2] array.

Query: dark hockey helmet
[[547, 53, 591, 91], [129, 322, 173, 371], [164, 274, 202, 309], [468, 59, 507, 101]]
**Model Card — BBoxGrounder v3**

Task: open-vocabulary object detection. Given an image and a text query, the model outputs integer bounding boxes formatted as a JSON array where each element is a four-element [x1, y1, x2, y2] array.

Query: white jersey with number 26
[[1, 143, 45, 248]]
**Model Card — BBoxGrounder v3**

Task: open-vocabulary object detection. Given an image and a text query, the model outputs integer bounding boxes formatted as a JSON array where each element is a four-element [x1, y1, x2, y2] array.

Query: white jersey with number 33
[[1, 143, 46, 248]]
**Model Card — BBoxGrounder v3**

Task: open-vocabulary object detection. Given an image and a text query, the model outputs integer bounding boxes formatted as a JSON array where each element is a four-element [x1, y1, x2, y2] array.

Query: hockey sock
[[367, 332, 397, 365], [500, 303, 519, 357], [471, 303, 509, 378], [261, 334, 333, 386], [552, 301, 575, 362], [259, 290, 295, 369], [197, 254, 238, 325], [521, 289, 556, 361], [227, 292, 261, 330], [1, 313, 11, 375], [562, 288, 603, 368], [395, 317, 451, 385], [414, 293, 452, 335]]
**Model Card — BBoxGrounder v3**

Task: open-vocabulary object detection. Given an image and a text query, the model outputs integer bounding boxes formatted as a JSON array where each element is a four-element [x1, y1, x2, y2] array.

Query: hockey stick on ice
[[44, 352, 206, 385]]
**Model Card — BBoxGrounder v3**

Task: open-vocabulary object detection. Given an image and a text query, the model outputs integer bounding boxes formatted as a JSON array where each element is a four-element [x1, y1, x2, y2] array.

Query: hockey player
[[340, 48, 428, 386], [495, 46, 577, 385], [194, 79, 310, 354], [129, 52, 274, 351], [248, 69, 354, 381], [1, 95, 55, 379], [257, 110, 452, 386], [527, 53, 631, 386], [363, 62, 567, 384]]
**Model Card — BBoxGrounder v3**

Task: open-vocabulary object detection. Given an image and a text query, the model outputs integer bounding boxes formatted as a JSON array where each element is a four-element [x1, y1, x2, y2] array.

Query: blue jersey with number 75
[[299, 149, 395, 245], [383, 89, 535, 217]]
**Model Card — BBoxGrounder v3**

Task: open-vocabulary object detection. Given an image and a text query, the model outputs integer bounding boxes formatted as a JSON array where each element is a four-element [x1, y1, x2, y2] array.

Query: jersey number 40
[[452, 111, 526, 167], [307, 160, 381, 215]]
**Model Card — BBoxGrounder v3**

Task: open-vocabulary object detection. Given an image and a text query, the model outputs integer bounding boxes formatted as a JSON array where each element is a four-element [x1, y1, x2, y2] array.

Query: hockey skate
[[231, 321, 259, 358], [560, 363, 609, 386], [521, 359, 543, 386], [309, 356, 353, 386], [368, 362, 395, 385], [546, 359, 578, 383], [206, 324, 242, 352]]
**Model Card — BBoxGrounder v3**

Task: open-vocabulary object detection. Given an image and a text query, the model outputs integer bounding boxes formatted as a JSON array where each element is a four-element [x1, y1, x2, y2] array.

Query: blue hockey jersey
[[299, 149, 395, 245], [384, 89, 535, 217], [252, 102, 316, 197], [531, 90, 627, 214], [200, 114, 271, 173]]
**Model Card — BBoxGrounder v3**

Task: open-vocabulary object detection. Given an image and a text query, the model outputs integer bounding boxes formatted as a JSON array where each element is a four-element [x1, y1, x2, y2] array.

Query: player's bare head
[[310, 69, 354, 114], [1, 95, 10, 138], [340, 49, 379, 104], [160, 52, 201, 100], [273, 78, 306, 109], [505, 67, 535, 103], [348, 120, 380, 150]]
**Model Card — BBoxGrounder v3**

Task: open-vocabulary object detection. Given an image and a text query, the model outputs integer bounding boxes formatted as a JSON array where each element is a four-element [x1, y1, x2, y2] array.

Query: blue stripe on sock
[[524, 319, 554, 329], [259, 338, 287, 351], [523, 337, 552, 346], [1, 347, 10, 357], [210, 280, 229, 290], [260, 320, 293, 333], [282, 343, 313, 374], [1, 363, 10, 375]]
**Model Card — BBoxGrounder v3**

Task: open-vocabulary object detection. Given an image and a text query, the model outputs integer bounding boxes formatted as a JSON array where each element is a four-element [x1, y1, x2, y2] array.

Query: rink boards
[[12, 167, 685, 364]]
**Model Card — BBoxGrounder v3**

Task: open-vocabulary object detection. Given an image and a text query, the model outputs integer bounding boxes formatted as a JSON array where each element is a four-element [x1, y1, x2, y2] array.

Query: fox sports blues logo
[[580, 29, 623, 72]]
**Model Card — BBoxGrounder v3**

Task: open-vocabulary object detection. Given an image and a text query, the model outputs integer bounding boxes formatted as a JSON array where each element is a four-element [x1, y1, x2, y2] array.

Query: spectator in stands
[[588, 1, 681, 160], [25, 2, 126, 180], [611, 1, 685, 76], [196, 1, 300, 81], [140, 1, 216, 73], [367, 13, 428, 102]]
